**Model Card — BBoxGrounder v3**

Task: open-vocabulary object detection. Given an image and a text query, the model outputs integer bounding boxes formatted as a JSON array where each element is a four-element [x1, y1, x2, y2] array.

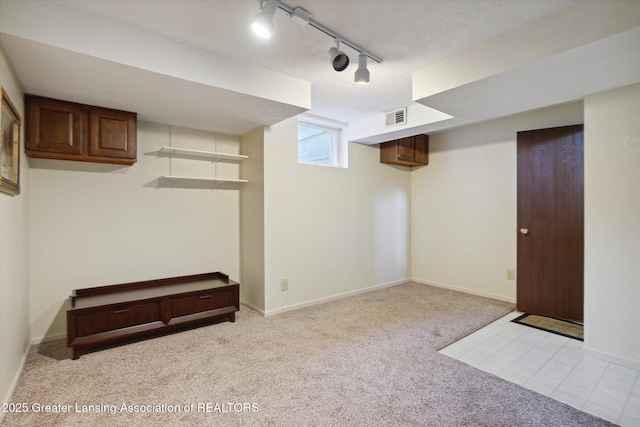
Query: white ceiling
[[1, 0, 639, 142]]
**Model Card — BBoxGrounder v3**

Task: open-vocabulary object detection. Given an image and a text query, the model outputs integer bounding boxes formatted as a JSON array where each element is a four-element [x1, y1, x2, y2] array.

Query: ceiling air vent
[[385, 108, 406, 127]]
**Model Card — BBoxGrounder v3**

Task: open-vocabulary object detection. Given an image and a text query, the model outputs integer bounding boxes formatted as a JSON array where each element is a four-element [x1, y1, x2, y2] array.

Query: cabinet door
[[89, 107, 137, 162], [396, 137, 415, 162], [74, 301, 162, 337], [413, 135, 429, 165], [26, 96, 84, 155], [171, 288, 235, 318]]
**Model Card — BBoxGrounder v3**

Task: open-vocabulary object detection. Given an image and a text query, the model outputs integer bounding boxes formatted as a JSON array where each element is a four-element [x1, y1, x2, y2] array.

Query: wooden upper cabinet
[[397, 137, 415, 162], [380, 134, 428, 167], [25, 95, 137, 165], [26, 96, 84, 156], [413, 134, 428, 164], [89, 107, 136, 161]]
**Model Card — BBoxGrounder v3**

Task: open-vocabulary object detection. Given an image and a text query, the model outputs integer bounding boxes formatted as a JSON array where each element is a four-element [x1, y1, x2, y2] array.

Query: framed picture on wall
[[0, 85, 21, 196]]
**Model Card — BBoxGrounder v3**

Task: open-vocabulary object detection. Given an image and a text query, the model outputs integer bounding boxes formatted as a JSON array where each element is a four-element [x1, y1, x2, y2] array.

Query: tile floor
[[439, 311, 640, 426]]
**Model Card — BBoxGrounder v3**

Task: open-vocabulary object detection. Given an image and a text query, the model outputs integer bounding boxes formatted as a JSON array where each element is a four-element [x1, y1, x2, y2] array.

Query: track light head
[[329, 46, 349, 72], [354, 52, 370, 83], [249, 0, 382, 79], [251, 0, 278, 39]]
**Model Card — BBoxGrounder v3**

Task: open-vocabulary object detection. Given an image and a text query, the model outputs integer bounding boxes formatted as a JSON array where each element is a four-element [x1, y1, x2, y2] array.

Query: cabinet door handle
[[199, 294, 212, 299], [113, 308, 129, 314]]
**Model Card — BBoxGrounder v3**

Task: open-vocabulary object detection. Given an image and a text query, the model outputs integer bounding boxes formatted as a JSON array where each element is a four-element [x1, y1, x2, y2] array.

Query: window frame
[[297, 115, 347, 169]]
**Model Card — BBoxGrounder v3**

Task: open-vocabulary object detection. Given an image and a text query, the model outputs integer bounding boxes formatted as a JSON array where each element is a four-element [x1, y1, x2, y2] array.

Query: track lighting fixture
[[251, 0, 278, 39], [251, 0, 382, 82], [354, 53, 370, 83], [329, 41, 349, 72]]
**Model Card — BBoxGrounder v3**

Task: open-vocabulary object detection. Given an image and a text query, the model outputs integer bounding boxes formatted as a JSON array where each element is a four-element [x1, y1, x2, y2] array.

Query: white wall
[[240, 127, 265, 312], [0, 47, 30, 409], [411, 102, 584, 302], [262, 117, 411, 315], [584, 83, 640, 368], [29, 123, 242, 341]]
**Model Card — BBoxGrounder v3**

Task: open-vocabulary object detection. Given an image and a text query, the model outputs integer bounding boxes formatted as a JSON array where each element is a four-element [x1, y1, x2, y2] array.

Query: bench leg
[[72, 347, 82, 360]]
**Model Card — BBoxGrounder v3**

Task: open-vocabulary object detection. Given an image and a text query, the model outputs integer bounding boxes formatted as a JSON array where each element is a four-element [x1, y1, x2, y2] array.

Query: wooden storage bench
[[67, 272, 239, 359]]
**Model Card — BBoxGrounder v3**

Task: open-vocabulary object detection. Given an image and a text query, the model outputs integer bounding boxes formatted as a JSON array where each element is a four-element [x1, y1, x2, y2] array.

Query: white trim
[[297, 160, 344, 169], [297, 115, 348, 168], [298, 120, 342, 134], [264, 279, 409, 317], [1, 343, 30, 425], [411, 278, 516, 304], [583, 346, 640, 371], [240, 300, 266, 316], [298, 113, 348, 129]]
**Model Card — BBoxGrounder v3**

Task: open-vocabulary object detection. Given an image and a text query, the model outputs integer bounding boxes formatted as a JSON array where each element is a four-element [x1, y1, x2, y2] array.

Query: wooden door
[[397, 137, 414, 162], [413, 135, 429, 165], [517, 125, 584, 322], [25, 95, 84, 155], [89, 107, 137, 161]]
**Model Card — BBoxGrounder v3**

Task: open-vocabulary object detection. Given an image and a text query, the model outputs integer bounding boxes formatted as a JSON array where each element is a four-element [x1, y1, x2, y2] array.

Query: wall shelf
[[159, 146, 249, 162], [161, 175, 249, 184], [158, 144, 249, 188]]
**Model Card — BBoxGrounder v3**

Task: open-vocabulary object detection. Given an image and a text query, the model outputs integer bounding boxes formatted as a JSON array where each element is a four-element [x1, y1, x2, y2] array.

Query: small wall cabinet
[[25, 95, 137, 165], [380, 134, 428, 167]]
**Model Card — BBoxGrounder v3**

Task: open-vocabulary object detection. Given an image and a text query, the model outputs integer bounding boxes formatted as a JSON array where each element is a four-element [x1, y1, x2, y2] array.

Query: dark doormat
[[512, 313, 583, 341]]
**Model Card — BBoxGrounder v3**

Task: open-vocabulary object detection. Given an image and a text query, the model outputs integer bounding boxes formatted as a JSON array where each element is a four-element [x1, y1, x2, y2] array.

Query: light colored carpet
[[2, 282, 613, 426]]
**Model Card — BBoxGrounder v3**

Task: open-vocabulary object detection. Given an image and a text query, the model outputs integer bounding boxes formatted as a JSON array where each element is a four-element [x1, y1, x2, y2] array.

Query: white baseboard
[[583, 346, 640, 371], [264, 278, 409, 317], [1, 340, 30, 425], [240, 300, 265, 316], [412, 278, 516, 304]]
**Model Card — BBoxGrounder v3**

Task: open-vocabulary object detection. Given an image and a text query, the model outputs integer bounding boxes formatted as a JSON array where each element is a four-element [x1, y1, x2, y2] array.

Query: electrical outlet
[[280, 279, 288, 291], [506, 269, 516, 280]]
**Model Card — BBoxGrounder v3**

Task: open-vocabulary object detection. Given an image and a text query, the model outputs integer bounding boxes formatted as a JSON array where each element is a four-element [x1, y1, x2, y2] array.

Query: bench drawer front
[[75, 302, 161, 336], [171, 289, 235, 318]]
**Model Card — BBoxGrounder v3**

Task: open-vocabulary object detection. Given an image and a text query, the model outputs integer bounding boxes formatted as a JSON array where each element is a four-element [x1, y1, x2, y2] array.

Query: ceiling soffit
[[0, 0, 310, 134]]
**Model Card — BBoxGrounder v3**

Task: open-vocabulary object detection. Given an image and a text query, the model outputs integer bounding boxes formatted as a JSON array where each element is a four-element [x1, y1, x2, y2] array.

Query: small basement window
[[298, 117, 347, 168]]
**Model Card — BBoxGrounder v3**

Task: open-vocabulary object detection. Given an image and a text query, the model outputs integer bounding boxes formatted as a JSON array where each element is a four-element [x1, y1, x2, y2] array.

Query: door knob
[[520, 228, 529, 235]]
